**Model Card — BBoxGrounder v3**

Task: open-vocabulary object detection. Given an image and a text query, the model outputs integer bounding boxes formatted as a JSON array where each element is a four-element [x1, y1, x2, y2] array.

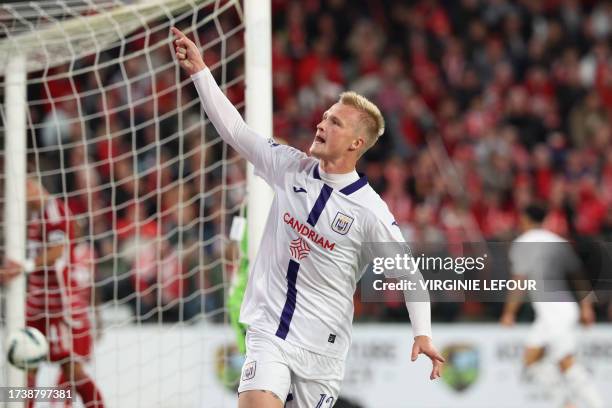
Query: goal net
[[0, 0, 251, 406]]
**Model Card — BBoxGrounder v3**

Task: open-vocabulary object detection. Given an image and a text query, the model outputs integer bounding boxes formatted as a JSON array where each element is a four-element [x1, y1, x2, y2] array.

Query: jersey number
[[315, 394, 334, 408]]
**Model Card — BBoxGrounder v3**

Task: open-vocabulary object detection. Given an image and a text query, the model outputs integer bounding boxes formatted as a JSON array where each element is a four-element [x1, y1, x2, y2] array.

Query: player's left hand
[[411, 335, 444, 380], [171, 27, 207, 76], [0, 259, 23, 284]]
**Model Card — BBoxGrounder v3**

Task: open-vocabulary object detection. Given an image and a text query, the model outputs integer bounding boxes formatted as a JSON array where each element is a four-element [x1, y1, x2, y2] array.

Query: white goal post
[[0, 0, 272, 406], [3, 54, 28, 396]]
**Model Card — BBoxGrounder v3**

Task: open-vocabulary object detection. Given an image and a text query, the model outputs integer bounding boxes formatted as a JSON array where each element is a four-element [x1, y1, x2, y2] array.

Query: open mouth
[[315, 135, 326, 144]]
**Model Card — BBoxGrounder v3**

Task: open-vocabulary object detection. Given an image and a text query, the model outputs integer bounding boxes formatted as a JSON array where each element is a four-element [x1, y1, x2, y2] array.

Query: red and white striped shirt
[[26, 197, 89, 323]]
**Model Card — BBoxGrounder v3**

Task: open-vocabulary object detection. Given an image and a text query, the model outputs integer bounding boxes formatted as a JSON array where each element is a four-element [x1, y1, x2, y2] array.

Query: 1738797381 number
[[2, 387, 72, 402]]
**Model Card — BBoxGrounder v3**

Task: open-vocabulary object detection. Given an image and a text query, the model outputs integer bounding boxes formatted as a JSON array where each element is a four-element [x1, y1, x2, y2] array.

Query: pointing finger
[[171, 27, 186, 39]]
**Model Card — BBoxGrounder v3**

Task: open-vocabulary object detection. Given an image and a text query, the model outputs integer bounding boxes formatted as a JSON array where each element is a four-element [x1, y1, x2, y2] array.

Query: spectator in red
[[272, 31, 295, 107], [573, 177, 607, 236], [543, 178, 570, 238], [296, 36, 343, 89], [532, 144, 554, 200], [382, 157, 413, 226], [478, 190, 517, 240], [132, 239, 185, 322]]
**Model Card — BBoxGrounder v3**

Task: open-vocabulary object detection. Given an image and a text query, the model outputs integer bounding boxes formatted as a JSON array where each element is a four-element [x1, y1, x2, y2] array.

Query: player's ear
[[348, 137, 364, 152]]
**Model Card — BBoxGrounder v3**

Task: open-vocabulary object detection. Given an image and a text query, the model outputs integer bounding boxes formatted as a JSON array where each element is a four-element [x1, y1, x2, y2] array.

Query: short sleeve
[[508, 241, 535, 277], [559, 242, 582, 276]]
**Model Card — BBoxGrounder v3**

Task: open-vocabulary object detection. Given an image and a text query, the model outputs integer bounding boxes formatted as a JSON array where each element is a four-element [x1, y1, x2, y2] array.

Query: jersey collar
[[312, 164, 368, 195]]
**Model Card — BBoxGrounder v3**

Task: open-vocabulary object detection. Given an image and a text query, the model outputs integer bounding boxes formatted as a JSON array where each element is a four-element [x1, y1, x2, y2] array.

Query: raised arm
[[172, 27, 306, 186], [172, 27, 264, 164], [172, 27, 207, 75]]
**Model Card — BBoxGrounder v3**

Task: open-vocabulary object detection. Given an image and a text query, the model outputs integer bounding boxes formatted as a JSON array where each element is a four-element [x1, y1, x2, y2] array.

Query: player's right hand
[[171, 27, 207, 76], [0, 259, 23, 284]]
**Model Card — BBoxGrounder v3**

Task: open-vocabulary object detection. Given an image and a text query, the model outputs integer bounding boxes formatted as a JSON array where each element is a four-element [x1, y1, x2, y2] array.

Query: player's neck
[[318, 158, 356, 175]]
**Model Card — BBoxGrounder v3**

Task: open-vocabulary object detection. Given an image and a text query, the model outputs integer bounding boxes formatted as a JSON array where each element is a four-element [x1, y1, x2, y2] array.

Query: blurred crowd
[[269, 0, 612, 321], [272, 0, 612, 241], [6, 0, 612, 324]]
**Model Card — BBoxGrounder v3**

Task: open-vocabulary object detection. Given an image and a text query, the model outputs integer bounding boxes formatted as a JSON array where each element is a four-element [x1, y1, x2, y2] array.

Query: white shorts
[[238, 328, 344, 407], [527, 303, 579, 360]]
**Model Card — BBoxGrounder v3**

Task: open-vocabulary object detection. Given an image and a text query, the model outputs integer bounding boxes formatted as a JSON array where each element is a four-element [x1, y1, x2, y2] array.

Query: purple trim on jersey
[[312, 164, 368, 195], [307, 184, 333, 227], [313, 164, 321, 179], [275, 260, 300, 340], [339, 173, 368, 195]]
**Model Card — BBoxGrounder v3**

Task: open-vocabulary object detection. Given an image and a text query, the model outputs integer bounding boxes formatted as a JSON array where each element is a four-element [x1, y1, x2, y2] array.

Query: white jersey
[[509, 228, 580, 320], [192, 68, 431, 360]]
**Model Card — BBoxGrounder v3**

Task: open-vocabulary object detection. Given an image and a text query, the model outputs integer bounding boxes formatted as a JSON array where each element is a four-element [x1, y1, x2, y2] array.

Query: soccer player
[[172, 28, 443, 408], [501, 205, 603, 408], [0, 179, 104, 408]]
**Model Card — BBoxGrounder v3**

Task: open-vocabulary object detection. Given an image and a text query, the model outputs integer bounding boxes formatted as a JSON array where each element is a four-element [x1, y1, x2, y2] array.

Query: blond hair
[[338, 91, 385, 154]]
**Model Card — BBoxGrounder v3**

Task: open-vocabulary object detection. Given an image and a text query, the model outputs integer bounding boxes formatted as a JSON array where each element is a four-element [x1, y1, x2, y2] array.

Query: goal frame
[[1, 0, 272, 395]]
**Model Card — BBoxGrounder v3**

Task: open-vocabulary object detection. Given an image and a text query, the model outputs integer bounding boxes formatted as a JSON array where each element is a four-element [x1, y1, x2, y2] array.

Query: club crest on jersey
[[242, 361, 256, 381], [331, 212, 354, 235]]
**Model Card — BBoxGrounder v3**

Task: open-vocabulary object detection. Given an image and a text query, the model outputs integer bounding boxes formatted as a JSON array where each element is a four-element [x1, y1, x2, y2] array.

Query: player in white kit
[[502, 205, 603, 408], [172, 28, 443, 408]]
